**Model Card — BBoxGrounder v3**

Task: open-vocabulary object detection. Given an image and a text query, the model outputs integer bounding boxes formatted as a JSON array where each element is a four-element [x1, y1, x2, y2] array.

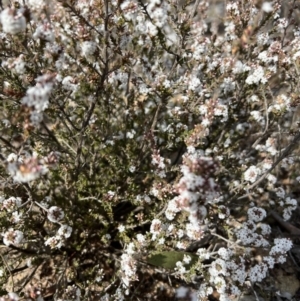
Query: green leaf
[[146, 251, 198, 270]]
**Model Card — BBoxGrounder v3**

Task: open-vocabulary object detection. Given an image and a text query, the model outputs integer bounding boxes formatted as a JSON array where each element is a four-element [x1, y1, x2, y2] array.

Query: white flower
[[176, 241, 187, 249], [47, 206, 64, 223], [268, 94, 291, 114], [158, 237, 165, 244], [2, 197, 22, 212], [260, 223, 271, 235], [248, 263, 268, 282], [218, 247, 232, 260], [266, 174, 277, 186], [213, 275, 226, 293], [246, 66, 267, 85], [244, 166, 261, 183], [250, 110, 263, 122], [2, 55, 26, 74], [136, 234, 145, 244], [209, 258, 227, 276], [265, 137, 277, 155], [285, 197, 297, 207], [62, 76, 78, 92], [197, 248, 210, 260], [198, 283, 213, 298], [276, 187, 285, 198], [118, 224, 126, 233], [150, 219, 162, 235], [277, 18, 288, 29], [81, 41, 97, 58], [257, 32, 270, 45], [126, 242, 135, 255], [264, 256, 275, 268], [247, 207, 267, 222], [45, 236, 63, 249], [229, 284, 241, 296], [28, 0, 47, 9], [227, 3, 239, 15], [7, 157, 49, 183], [22, 75, 54, 112], [262, 2, 273, 13], [183, 254, 192, 264], [33, 23, 55, 42], [233, 60, 250, 74], [129, 165, 136, 173], [186, 221, 204, 240], [57, 225, 72, 238], [126, 130, 135, 139], [282, 207, 292, 221], [175, 261, 186, 274], [221, 77, 235, 94], [3, 229, 24, 246], [120, 253, 137, 287], [0, 8, 26, 34], [188, 76, 201, 91]]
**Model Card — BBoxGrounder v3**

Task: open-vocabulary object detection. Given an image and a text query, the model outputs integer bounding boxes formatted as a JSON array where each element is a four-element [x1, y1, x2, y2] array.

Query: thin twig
[[210, 232, 245, 250], [261, 88, 269, 135]]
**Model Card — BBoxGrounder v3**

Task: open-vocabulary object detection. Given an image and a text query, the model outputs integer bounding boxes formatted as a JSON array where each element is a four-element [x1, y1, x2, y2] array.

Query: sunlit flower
[[47, 206, 64, 223], [3, 229, 24, 246], [0, 8, 26, 34], [244, 166, 261, 183]]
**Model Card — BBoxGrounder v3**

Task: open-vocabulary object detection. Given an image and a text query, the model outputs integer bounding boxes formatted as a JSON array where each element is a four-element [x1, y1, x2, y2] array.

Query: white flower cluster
[[2, 54, 26, 74], [276, 188, 298, 221], [33, 23, 55, 43], [146, 0, 168, 28], [229, 208, 292, 284], [21, 74, 56, 126], [199, 98, 229, 126], [0, 196, 22, 212], [203, 252, 244, 300], [81, 41, 97, 61], [120, 243, 138, 288], [226, 3, 240, 15], [45, 224, 72, 249], [150, 218, 162, 240], [235, 207, 269, 247], [6, 152, 49, 183], [244, 165, 261, 183], [3, 228, 24, 246], [197, 229, 292, 300], [0, 7, 26, 34], [245, 66, 268, 85], [265, 137, 277, 155], [151, 149, 169, 178], [42, 205, 73, 249], [232, 60, 251, 74], [47, 206, 65, 223], [268, 94, 291, 114], [27, 0, 51, 11]]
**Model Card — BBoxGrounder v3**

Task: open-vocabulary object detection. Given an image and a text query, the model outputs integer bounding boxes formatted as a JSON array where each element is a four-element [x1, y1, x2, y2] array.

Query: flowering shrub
[[0, 0, 299, 300]]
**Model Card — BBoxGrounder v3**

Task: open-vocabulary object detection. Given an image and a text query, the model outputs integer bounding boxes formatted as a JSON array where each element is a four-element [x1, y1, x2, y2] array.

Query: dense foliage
[[0, 0, 299, 300]]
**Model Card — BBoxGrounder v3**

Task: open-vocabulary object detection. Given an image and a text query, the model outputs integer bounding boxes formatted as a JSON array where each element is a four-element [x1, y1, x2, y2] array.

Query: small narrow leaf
[[146, 251, 198, 270]]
